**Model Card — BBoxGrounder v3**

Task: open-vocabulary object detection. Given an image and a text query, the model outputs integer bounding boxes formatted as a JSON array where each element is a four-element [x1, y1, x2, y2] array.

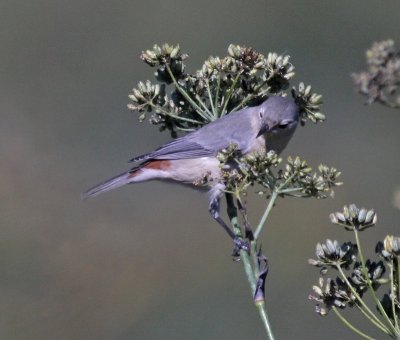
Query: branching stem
[[354, 229, 399, 336], [254, 191, 278, 239], [205, 79, 217, 117], [336, 265, 389, 334], [221, 72, 242, 116], [147, 101, 202, 125], [333, 307, 375, 340], [390, 261, 399, 330], [165, 64, 205, 116], [226, 196, 275, 340]]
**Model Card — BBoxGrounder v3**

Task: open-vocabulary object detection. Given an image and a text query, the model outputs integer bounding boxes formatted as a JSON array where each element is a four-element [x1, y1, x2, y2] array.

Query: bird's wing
[[129, 109, 255, 162], [129, 137, 215, 162]]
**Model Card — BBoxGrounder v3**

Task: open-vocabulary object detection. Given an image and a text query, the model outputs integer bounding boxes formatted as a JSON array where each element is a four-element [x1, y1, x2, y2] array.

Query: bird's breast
[[165, 157, 221, 184]]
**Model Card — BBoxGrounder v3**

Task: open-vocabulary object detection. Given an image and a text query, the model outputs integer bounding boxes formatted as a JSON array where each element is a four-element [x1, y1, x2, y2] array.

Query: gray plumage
[[83, 95, 299, 248], [84, 96, 299, 198], [130, 96, 298, 163]]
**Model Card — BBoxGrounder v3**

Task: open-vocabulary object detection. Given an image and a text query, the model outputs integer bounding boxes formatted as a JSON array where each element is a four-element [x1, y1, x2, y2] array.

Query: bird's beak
[[256, 123, 270, 138]]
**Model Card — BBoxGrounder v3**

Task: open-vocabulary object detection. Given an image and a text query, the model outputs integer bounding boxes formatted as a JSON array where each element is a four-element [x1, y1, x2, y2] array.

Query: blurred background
[[1, 0, 400, 339]]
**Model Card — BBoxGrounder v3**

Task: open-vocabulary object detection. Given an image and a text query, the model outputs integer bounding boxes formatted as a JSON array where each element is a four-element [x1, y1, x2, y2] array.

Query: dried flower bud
[[350, 260, 385, 292], [329, 204, 377, 231], [264, 52, 295, 93], [309, 240, 357, 270], [130, 42, 325, 138], [309, 277, 355, 316], [291, 82, 325, 125]]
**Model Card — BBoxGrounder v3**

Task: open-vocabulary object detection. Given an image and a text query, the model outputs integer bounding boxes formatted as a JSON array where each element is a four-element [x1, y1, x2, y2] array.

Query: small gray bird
[[84, 96, 299, 248]]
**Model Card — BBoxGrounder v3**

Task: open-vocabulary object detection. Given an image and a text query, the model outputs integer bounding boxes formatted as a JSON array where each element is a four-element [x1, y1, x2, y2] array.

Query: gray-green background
[[1, 1, 400, 339]]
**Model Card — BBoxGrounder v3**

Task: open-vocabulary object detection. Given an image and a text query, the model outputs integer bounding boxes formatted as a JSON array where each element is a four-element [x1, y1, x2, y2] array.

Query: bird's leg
[[236, 198, 254, 241], [208, 185, 249, 253], [209, 196, 236, 239], [224, 193, 249, 257]]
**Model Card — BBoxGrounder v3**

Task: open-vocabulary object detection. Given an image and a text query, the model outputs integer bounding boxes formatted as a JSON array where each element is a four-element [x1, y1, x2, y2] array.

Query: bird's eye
[[278, 123, 289, 129]]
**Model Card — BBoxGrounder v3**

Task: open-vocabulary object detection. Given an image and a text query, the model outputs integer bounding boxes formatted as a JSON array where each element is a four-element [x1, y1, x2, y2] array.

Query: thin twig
[[195, 94, 214, 120], [390, 262, 399, 330], [147, 101, 202, 125], [336, 265, 389, 333], [333, 307, 375, 340], [214, 74, 221, 114], [254, 191, 278, 240], [354, 230, 399, 336], [221, 72, 242, 116], [205, 79, 217, 117], [355, 304, 392, 336], [165, 64, 205, 116]]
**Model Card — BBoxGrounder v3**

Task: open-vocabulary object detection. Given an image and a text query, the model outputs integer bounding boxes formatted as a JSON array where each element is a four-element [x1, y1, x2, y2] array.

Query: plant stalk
[[333, 307, 375, 340], [254, 191, 278, 239], [336, 265, 389, 333], [354, 230, 399, 336], [226, 195, 275, 340], [165, 64, 205, 116]]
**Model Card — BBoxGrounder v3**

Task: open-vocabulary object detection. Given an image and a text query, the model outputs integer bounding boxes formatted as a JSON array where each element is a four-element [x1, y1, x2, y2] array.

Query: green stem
[[332, 307, 375, 340], [176, 127, 196, 132], [230, 94, 255, 113], [147, 101, 202, 125], [254, 191, 278, 240], [254, 174, 304, 240], [226, 196, 275, 340], [214, 74, 221, 114], [205, 79, 217, 117], [165, 64, 205, 116], [278, 187, 303, 193], [256, 302, 275, 339], [252, 241, 259, 279], [355, 303, 392, 336], [195, 94, 214, 120], [336, 265, 389, 333], [354, 230, 399, 336], [220, 72, 242, 116], [397, 256, 400, 318], [390, 262, 399, 330], [230, 77, 271, 113]]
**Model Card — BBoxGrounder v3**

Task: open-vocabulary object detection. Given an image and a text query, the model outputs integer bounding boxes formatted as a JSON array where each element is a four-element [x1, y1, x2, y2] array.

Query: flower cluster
[[352, 39, 400, 109], [215, 147, 341, 199], [281, 157, 342, 198], [291, 83, 325, 125], [329, 204, 377, 231], [309, 204, 400, 338], [128, 43, 324, 137], [350, 260, 385, 292], [308, 239, 357, 272], [376, 235, 400, 261], [380, 294, 400, 321], [309, 277, 357, 316]]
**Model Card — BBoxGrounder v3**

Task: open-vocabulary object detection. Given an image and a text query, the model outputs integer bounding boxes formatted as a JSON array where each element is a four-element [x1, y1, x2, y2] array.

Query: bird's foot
[[232, 237, 250, 259]]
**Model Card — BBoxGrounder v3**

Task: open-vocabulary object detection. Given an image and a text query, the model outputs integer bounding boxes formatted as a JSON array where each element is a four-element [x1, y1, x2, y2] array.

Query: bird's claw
[[232, 237, 250, 258]]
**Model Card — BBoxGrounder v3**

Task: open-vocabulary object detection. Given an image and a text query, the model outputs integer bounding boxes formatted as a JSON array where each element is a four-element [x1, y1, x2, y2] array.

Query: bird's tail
[[82, 171, 133, 199]]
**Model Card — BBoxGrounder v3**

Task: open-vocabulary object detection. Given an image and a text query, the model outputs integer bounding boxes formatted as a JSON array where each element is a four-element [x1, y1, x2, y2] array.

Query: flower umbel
[[376, 235, 400, 261], [350, 260, 386, 293], [310, 205, 400, 338], [309, 278, 354, 316], [352, 39, 400, 109], [309, 239, 357, 270], [329, 204, 377, 231], [128, 43, 324, 138], [292, 82, 325, 125]]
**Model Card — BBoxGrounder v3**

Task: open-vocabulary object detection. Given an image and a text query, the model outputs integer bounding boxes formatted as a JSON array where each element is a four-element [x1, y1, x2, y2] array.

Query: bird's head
[[256, 96, 299, 138]]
